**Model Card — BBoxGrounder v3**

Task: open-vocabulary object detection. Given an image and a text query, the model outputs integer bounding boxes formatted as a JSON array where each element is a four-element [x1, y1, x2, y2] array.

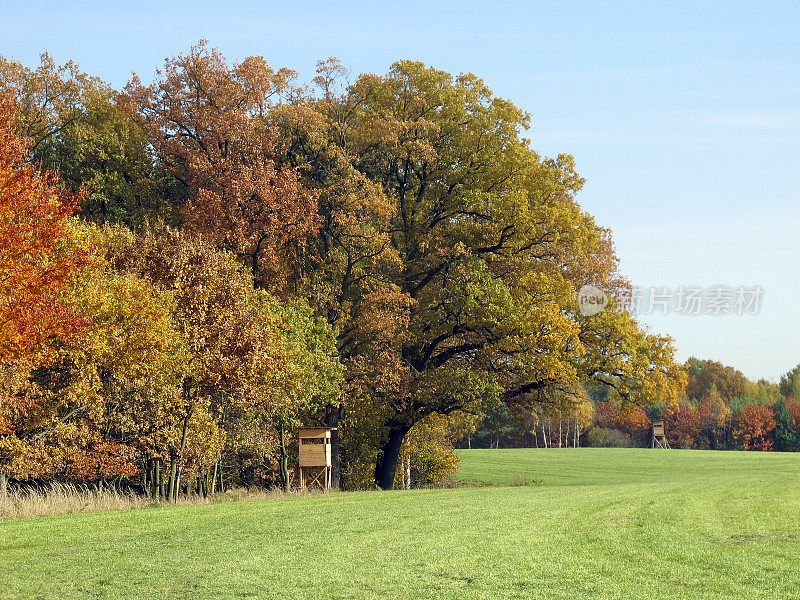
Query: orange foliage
[[0, 92, 88, 369], [734, 403, 776, 451]]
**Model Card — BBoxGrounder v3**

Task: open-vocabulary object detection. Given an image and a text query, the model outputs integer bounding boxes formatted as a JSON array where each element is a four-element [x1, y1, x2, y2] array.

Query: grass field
[[2, 448, 799, 599]]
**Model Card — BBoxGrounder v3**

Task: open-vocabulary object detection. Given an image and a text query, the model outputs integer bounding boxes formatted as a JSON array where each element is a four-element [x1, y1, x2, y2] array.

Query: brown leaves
[[123, 41, 320, 295]]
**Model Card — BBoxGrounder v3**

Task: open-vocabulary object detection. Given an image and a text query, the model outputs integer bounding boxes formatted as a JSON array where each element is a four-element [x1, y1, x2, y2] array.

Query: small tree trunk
[[173, 407, 193, 503], [0, 472, 7, 496], [279, 425, 289, 493], [325, 404, 343, 490], [542, 419, 549, 448], [211, 458, 219, 495], [158, 459, 165, 500], [168, 454, 178, 503], [573, 415, 577, 447], [558, 411, 562, 449], [148, 459, 155, 498]]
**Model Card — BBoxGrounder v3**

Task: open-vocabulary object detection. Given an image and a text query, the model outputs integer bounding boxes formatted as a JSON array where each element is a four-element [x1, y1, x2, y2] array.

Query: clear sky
[[2, 0, 798, 381]]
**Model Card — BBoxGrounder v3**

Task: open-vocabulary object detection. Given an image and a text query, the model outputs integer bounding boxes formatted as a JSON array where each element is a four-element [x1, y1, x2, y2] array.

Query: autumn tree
[[67, 224, 201, 496], [696, 385, 731, 449], [106, 223, 342, 495], [734, 403, 776, 451], [0, 92, 87, 368], [122, 42, 320, 294], [285, 60, 683, 487], [0, 53, 183, 228], [0, 92, 90, 494], [596, 399, 651, 440], [0, 52, 100, 154], [684, 357, 749, 402], [0, 227, 186, 485], [662, 402, 699, 449]]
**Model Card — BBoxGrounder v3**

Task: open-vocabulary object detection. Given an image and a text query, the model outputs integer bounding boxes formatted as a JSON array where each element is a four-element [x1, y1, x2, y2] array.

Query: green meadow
[[2, 448, 799, 599]]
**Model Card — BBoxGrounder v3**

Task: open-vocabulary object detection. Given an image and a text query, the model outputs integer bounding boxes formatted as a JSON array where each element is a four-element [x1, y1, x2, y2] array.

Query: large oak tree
[[285, 60, 684, 488]]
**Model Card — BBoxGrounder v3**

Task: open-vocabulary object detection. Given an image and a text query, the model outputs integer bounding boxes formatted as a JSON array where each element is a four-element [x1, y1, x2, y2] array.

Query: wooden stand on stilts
[[297, 428, 335, 491], [651, 420, 671, 449]]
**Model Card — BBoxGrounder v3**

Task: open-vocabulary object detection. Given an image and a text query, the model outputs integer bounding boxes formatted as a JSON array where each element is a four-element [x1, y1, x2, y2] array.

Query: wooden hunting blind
[[297, 427, 334, 490], [651, 420, 670, 449]]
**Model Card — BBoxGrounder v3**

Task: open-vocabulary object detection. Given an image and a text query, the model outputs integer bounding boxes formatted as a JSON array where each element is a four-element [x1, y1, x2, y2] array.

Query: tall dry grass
[[0, 482, 320, 520], [0, 482, 150, 519]]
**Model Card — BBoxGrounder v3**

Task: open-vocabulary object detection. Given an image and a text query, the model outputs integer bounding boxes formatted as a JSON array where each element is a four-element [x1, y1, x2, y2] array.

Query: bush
[[584, 427, 634, 448]]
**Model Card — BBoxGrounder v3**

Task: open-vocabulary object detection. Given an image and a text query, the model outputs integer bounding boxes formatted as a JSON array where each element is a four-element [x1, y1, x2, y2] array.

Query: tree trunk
[[145, 459, 152, 498], [278, 425, 289, 492], [0, 472, 6, 496], [158, 459, 165, 500], [325, 404, 343, 490], [375, 426, 410, 490], [574, 415, 578, 447], [153, 459, 159, 500], [168, 454, 178, 503], [211, 457, 219, 494], [173, 407, 193, 503], [541, 418, 549, 448], [558, 410, 562, 448]]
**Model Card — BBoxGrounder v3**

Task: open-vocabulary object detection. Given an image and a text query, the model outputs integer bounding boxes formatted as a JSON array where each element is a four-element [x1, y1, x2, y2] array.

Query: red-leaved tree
[[662, 402, 699, 448]]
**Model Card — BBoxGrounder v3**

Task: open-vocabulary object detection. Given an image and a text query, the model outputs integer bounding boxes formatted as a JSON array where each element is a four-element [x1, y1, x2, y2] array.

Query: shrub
[[584, 427, 634, 448]]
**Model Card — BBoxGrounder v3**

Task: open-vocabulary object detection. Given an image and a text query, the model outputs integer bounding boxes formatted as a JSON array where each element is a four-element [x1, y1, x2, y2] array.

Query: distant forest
[[466, 357, 800, 453]]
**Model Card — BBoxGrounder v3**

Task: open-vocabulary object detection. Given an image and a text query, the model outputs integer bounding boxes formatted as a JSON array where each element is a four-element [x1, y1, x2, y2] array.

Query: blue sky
[[2, 0, 798, 381]]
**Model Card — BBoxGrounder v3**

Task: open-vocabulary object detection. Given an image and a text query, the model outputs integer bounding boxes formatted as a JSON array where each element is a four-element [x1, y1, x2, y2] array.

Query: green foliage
[[779, 364, 800, 399], [40, 89, 184, 228], [0, 53, 183, 229], [773, 398, 800, 451]]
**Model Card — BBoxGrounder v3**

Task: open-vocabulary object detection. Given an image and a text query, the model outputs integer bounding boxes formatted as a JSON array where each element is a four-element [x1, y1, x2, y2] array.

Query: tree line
[[0, 43, 685, 494], [464, 358, 800, 453]]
